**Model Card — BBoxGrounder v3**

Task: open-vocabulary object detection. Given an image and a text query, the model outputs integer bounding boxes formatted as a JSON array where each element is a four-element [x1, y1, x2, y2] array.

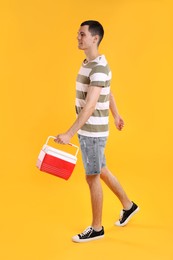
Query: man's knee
[[100, 167, 108, 179], [86, 174, 100, 186]]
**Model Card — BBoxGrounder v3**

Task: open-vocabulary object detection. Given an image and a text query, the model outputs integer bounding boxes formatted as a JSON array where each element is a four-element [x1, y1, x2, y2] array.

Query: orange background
[[0, 0, 173, 259]]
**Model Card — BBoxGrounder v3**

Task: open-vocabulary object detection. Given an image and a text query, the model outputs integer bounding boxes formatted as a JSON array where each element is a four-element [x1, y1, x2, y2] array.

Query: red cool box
[[36, 136, 79, 180]]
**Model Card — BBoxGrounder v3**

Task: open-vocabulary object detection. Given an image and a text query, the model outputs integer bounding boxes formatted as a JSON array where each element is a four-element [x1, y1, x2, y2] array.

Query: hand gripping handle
[[45, 136, 79, 157]]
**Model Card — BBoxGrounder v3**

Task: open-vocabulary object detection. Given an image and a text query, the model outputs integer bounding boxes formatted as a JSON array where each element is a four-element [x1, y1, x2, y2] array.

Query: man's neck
[[84, 49, 100, 62]]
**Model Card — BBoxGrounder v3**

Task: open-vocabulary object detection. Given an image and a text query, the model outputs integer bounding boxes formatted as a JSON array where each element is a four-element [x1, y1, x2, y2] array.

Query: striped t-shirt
[[75, 55, 111, 137]]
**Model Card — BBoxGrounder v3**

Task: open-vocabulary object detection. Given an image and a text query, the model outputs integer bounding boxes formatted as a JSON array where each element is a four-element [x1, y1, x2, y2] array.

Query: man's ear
[[93, 35, 99, 44]]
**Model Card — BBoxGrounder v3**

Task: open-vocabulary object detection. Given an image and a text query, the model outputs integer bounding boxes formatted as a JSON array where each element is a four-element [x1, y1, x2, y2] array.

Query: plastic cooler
[[36, 136, 79, 180]]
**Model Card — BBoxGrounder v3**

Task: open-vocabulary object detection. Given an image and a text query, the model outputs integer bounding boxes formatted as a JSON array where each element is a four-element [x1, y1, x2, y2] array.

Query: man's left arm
[[109, 91, 124, 131]]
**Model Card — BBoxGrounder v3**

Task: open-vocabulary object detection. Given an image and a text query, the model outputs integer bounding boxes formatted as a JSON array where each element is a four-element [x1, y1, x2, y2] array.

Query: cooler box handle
[[46, 136, 79, 157]]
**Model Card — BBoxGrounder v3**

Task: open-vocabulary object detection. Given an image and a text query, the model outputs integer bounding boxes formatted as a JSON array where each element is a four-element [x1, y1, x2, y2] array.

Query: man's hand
[[114, 115, 124, 131], [54, 133, 71, 145]]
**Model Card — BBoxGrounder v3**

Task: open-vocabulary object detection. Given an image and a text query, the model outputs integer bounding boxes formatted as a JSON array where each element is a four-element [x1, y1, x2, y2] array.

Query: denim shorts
[[78, 134, 107, 175]]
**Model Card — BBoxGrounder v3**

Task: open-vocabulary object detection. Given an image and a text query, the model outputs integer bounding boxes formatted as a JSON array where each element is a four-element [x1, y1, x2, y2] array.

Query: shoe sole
[[115, 206, 140, 227], [72, 234, 104, 243]]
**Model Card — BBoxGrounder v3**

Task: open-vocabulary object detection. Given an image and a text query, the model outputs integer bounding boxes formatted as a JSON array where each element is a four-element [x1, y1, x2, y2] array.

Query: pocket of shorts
[[98, 137, 107, 148]]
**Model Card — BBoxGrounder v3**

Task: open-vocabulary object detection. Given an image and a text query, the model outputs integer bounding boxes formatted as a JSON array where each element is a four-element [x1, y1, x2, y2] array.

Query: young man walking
[[55, 20, 139, 243]]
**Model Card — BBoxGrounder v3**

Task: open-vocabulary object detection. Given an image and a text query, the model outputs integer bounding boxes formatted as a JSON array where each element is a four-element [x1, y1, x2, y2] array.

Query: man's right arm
[[55, 86, 102, 144]]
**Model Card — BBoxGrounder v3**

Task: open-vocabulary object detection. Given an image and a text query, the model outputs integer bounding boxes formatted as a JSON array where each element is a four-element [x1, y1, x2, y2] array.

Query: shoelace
[[80, 227, 93, 237]]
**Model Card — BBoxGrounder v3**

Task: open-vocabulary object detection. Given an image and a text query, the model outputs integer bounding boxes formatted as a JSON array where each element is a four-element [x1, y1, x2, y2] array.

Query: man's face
[[77, 25, 97, 50]]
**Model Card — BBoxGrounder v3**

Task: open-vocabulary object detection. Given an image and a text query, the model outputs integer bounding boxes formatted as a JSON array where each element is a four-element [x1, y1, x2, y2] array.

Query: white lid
[[43, 145, 77, 163]]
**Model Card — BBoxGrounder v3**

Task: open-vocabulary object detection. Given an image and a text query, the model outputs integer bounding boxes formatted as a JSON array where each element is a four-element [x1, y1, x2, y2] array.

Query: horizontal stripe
[[78, 66, 91, 76], [76, 82, 88, 92], [75, 99, 109, 110], [76, 90, 87, 100], [96, 101, 110, 110], [86, 116, 109, 125], [75, 99, 86, 107], [77, 129, 109, 137], [76, 90, 110, 102], [76, 106, 109, 117], [89, 65, 110, 75], [100, 86, 110, 95], [76, 75, 111, 87], [76, 82, 110, 93], [81, 123, 108, 132], [77, 74, 90, 85], [90, 73, 109, 82], [90, 80, 110, 87]]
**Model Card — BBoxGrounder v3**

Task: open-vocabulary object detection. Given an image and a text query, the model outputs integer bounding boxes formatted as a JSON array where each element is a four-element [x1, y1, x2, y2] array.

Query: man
[[55, 20, 139, 243]]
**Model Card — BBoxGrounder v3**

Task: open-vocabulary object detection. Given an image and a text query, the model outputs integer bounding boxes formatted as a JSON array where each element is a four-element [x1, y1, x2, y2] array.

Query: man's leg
[[72, 174, 104, 243], [100, 167, 132, 210], [86, 174, 103, 230], [100, 166, 139, 226]]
